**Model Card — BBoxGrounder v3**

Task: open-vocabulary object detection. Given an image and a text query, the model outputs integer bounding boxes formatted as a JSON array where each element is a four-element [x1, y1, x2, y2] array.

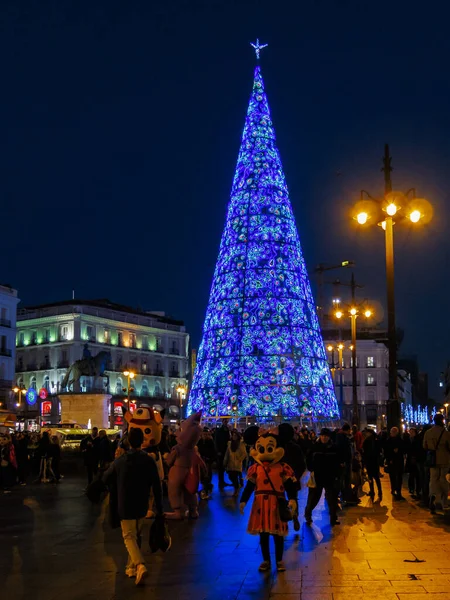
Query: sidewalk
[[2, 474, 450, 600]]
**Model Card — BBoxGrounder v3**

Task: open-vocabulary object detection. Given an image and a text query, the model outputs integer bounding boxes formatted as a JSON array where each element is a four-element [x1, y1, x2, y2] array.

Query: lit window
[[367, 373, 375, 386], [367, 356, 375, 367]]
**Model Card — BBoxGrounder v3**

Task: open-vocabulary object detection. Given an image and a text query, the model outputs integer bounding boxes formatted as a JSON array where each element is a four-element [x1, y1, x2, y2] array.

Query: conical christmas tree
[[187, 56, 339, 420]]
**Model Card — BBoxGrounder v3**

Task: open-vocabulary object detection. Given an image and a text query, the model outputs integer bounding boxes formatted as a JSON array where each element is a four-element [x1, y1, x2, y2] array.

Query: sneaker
[[20, 482, 27, 486], [125, 567, 137, 578], [3, 490, 11, 494], [293, 515, 300, 531], [430, 495, 436, 515], [200, 490, 208, 500], [276, 561, 286, 572], [135, 564, 148, 586], [258, 560, 271, 572]]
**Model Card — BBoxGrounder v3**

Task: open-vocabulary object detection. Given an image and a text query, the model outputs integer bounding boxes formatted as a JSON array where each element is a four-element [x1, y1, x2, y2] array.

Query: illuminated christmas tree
[[187, 43, 339, 420]]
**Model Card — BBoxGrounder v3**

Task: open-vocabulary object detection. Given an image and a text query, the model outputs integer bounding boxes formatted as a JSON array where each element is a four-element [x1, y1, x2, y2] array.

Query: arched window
[[44, 375, 50, 391], [154, 381, 162, 397], [30, 376, 37, 390], [141, 380, 149, 397], [115, 377, 123, 395], [18, 377, 24, 389]]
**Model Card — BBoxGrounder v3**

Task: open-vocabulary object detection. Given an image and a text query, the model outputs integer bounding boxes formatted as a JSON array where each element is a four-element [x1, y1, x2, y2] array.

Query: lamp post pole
[[337, 344, 344, 416], [382, 145, 400, 431]]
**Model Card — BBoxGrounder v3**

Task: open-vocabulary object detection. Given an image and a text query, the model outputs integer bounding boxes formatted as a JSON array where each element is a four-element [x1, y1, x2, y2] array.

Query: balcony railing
[[169, 371, 180, 378], [25, 363, 37, 371], [152, 370, 164, 377], [170, 348, 180, 355], [40, 363, 52, 371], [57, 361, 69, 368], [0, 348, 12, 357], [0, 318, 11, 328]]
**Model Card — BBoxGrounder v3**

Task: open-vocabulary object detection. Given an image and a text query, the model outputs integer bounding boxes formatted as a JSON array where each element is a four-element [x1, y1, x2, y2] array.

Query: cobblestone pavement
[[2, 471, 450, 600]]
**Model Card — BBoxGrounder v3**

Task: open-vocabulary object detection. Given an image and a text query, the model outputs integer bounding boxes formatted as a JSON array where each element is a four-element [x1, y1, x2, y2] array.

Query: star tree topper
[[250, 39, 268, 60]]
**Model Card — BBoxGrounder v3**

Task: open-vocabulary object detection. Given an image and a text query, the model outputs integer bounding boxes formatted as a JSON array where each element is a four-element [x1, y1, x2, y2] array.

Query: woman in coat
[[223, 430, 248, 497]]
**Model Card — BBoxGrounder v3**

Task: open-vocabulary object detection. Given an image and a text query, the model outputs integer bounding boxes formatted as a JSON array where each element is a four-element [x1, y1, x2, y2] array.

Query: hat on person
[[320, 427, 332, 437]]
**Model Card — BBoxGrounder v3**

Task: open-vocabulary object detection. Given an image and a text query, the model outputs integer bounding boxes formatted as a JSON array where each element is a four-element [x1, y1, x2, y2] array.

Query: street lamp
[[445, 403, 449, 419], [335, 305, 374, 427], [123, 370, 135, 404], [326, 343, 345, 415], [12, 386, 27, 409], [352, 144, 431, 431], [176, 384, 187, 416]]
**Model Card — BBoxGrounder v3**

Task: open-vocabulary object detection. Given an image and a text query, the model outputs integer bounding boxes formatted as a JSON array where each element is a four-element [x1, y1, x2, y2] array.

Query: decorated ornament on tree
[[187, 47, 338, 420]]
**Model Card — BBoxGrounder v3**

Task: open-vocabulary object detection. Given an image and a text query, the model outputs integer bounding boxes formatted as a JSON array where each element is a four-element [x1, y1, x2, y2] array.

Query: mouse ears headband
[[243, 423, 294, 447]]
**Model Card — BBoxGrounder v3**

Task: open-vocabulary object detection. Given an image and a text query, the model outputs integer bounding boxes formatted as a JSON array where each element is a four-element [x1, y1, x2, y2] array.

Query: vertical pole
[[383, 144, 399, 431], [338, 346, 344, 416], [351, 315, 359, 426]]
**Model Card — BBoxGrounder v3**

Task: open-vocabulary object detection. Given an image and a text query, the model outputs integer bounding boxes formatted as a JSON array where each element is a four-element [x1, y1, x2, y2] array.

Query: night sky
[[1, 1, 449, 399]]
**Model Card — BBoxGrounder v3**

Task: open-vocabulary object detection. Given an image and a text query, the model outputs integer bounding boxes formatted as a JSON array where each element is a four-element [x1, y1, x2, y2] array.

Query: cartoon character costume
[[240, 426, 297, 572], [165, 411, 205, 520], [124, 405, 165, 517]]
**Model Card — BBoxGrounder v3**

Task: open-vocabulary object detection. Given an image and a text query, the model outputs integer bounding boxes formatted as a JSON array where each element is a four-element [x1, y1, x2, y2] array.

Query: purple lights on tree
[[187, 64, 339, 420]]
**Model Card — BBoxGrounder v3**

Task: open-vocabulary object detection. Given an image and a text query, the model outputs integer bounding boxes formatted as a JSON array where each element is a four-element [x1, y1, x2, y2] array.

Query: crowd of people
[[0, 429, 62, 492]]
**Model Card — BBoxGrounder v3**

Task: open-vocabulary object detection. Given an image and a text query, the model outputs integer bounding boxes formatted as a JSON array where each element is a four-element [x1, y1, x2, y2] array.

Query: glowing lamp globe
[[386, 203, 398, 216], [409, 209, 421, 223], [356, 212, 368, 225]]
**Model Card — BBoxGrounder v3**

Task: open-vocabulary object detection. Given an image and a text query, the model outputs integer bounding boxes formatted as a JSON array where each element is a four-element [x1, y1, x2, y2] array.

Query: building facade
[[14, 299, 190, 425], [0, 284, 20, 407], [323, 327, 412, 428]]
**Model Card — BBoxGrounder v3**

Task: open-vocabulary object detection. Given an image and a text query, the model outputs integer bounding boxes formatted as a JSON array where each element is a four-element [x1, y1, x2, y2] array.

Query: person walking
[[0, 433, 17, 494], [223, 430, 248, 497], [214, 422, 232, 490], [104, 427, 163, 585], [98, 430, 113, 472], [48, 435, 62, 482], [304, 428, 340, 526], [384, 427, 405, 500], [197, 427, 216, 499], [423, 413, 450, 514], [362, 428, 382, 501], [406, 427, 422, 497], [14, 432, 29, 486], [80, 427, 100, 485]]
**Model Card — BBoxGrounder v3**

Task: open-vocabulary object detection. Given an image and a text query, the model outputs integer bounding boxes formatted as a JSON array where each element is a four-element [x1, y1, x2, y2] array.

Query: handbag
[[425, 429, 445, 468], [149, 514, 172, 553], [261, 464, 293, 522]]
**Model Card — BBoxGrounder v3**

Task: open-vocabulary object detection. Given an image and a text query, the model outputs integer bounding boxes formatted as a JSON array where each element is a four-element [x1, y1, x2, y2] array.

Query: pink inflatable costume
[[165, 411, 204, 519]]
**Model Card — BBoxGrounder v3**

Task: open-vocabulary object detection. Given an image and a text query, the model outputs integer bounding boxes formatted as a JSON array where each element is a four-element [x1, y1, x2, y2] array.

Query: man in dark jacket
[[80, 427, 100, 484], [214, 422, 232, 490], [305, 428, 340, 526], [104, 428, 163, 585], [198, 427, 216, 498], [335, 423, 353, 504], [384, 427, 405, 500], [362, 429, 382, 500]]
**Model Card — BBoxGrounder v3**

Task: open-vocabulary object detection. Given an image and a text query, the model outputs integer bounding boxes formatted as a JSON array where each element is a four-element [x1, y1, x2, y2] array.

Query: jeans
[[388, 463, 403, 495], [408, 463, 421, 494], [227, 470, 241, 492], [121, 519, 145, 569], [260, 532, 284, 562], [305, 483, 338, 522], [429, 467, 449, 508]]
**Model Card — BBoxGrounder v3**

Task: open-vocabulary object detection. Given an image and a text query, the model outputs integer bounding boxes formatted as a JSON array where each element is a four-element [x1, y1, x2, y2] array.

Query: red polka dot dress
[[246, 462, 294, 537]]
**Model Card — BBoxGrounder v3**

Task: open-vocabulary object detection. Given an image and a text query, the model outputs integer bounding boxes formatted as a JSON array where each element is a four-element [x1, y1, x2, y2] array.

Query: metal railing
[[0, 318, 11, 328]]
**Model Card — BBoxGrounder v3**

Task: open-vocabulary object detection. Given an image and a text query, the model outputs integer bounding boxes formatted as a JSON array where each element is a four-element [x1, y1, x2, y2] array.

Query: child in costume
[[165, 411, 204, 519], [223, 430, 248, 497], [240, 426, 297, 572]]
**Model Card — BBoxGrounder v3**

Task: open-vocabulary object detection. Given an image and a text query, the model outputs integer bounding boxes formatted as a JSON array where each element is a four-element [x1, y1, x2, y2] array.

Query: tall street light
[[123, 369, 135, 405], [12, 386, 27, 409], [326, 343, 345, 415], [177, 384, 187, 418], [353, 144, 432, 431], [335, 305, 374, 427]]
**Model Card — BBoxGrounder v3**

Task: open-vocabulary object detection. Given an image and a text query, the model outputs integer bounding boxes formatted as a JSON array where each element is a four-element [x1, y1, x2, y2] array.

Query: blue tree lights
[[187, 64, 339, 420]]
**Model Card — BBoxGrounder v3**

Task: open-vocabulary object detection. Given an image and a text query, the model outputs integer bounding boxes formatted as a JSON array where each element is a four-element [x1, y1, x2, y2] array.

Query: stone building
[[0, 284, 19, 407], [14, 299, 189, 425]]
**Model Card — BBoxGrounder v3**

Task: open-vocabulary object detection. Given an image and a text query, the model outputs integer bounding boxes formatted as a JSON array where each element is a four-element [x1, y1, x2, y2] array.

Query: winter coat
[[309, 439, 340, 487], [223, 441, 247, 472], [214, 427, 231, 455], [384, 435, 405, 466], [197, 438, 216, 463], [424, 426, 450, 467], [103, 449, 163, 520], [362, 434, 381, 476]]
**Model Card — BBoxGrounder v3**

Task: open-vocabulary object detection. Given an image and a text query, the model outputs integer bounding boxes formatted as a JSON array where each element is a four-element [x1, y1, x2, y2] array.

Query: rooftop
[[17, 298, 184, 327]]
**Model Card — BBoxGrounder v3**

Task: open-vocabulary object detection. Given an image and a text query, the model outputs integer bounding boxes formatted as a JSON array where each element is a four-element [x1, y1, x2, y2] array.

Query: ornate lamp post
[[335, 306, 374, 427], [123, 370, 135, 405], [326, 343, 345, 416], [176, 384, 187, 418], [352, 145, 431, 430], [12, 386, 27, 409]]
